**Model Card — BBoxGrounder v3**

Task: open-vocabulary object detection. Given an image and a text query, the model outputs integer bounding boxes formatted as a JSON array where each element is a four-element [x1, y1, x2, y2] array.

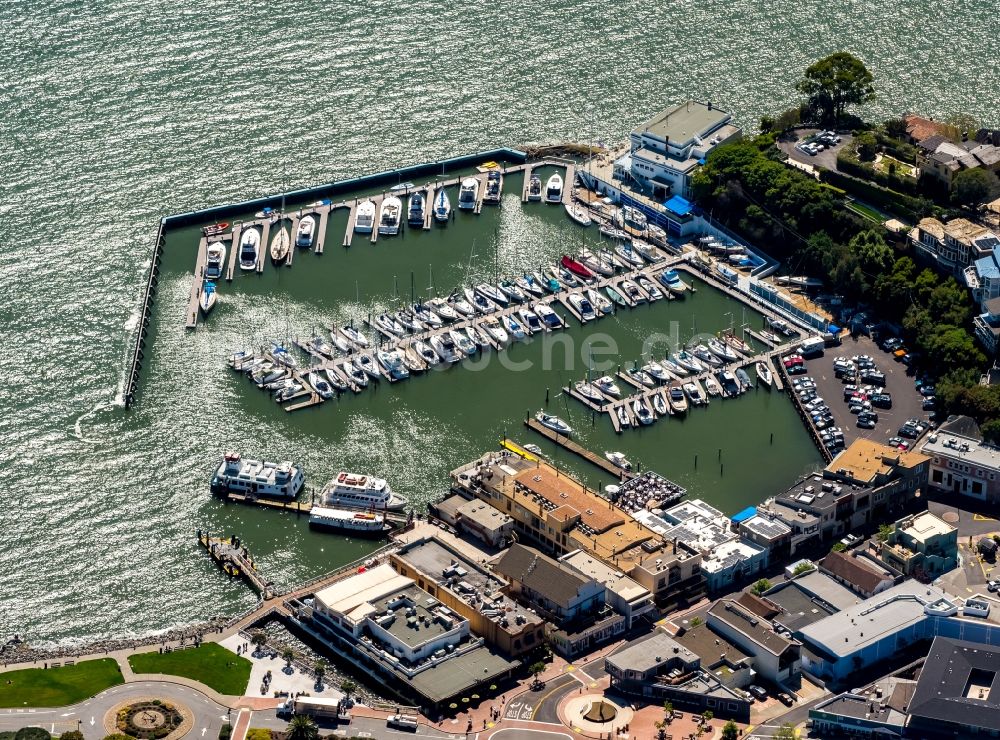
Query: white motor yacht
[[594, 375, 622, 398], [354, 200, 377, 233], [481, 317, 509, 344], [378, 196, 402, 235], [205, 242, 226, 280], [430, 333, 462, 363], [535, 410, 572, 435], [239, 228, 260, 270], [604, 451, 632, 471], [321, 471, 408, 511], [295, 215, 316, 248], [545, 173, 563, 203], [458, 178, 478, 210]]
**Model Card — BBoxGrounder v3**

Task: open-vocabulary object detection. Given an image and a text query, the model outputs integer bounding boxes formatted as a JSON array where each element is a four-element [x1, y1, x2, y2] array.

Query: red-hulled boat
[[203, 222, 230, 237], [561, 254, 595, 279]]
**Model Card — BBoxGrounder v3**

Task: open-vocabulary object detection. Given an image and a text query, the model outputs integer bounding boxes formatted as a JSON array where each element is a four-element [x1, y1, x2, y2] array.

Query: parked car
[[988, 580, 999, 593], [749, 685, 768, 701], [777, 692, 796, 706], [920, 385, 937, 397], [872, 393, 893, 409]]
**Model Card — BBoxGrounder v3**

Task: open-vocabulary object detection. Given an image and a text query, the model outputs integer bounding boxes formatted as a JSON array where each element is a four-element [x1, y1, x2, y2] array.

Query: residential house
[[558, 549, 655, 628], [913, 216, 998, 276], [923, 415, 1000, 504], [975, 297, 1000, 355]]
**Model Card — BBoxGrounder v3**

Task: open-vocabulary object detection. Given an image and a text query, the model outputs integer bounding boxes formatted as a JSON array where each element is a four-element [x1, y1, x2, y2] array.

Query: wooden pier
[[423, 185, 434, 230], [524, 418, 633, 480], [370, 195, 385, 244], [224, 223, 242, 281], [343, 202, 358, 247], [197, 531, 276, 598], [285, 215, 298, 267], [256, 220, 271, 273], [314, 208, 329, 254], [185, 237, 208, 329], [474, 174, 487, 214], [521, 164, 534, 202]]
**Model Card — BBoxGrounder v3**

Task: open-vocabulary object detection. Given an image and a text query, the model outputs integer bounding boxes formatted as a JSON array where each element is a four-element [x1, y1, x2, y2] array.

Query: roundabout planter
[[104, 697, 194, 740]]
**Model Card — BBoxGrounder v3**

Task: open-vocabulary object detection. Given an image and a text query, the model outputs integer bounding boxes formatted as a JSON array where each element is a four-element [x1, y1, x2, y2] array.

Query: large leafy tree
[[797, 52, 875, 124], [952, 168, 1000, 208]]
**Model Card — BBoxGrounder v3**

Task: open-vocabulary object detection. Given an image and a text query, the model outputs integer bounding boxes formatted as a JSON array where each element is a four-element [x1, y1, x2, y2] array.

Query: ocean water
[[1, 0, 996, 646]]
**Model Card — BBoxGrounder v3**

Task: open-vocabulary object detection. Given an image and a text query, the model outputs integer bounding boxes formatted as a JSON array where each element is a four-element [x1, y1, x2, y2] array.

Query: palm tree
[[340, 679, 357, 700], [286, 715, 318, 740]]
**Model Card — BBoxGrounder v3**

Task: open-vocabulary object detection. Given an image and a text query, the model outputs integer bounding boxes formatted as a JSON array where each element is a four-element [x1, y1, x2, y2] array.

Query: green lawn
[[846, 200, 885, 223], [127, 644, 251, 696], [0, 659, 123, 708]]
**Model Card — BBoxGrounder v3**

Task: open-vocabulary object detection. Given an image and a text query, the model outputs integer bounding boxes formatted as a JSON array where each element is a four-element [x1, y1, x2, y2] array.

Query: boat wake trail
[[74, 397, 122, 444]]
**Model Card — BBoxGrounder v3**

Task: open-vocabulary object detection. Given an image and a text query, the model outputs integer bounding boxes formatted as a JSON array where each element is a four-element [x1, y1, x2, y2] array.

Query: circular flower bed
[[115, 700, 183, 739]]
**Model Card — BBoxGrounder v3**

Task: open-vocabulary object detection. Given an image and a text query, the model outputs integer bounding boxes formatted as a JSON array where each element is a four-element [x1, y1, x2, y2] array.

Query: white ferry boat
[[211, 452, 304, 500], [322, 471, 408, 511], [308, 506, 390, 537]]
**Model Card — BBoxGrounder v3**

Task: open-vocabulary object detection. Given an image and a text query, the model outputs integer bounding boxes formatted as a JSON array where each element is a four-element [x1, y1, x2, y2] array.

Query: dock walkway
[[524, 417, 633, 480]]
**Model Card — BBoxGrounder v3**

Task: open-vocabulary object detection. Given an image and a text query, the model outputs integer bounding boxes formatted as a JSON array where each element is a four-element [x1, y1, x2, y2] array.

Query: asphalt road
[[0, 681, 230, 740]]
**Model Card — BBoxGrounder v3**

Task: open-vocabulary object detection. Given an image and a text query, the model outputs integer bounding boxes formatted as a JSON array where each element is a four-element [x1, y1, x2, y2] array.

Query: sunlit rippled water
[[1, 0, 997, 646]]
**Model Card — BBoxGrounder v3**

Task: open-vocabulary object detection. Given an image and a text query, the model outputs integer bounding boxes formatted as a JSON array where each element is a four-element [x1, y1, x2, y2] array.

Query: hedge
[[821, 169, 930, 222], [836, 151, 920, 195]]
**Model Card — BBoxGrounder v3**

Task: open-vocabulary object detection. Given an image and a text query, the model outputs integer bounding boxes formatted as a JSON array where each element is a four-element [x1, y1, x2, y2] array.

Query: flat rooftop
[[828, 439, 928, 485], [923, 431, 1000, 470], [457, 498, 512, 530], [408, 644, 517, 704], [559, 550, 650, 604], [512, 464, 625, 532], [814, 692, 906, 727], [314, 563, 414, 619], [901, 511, 955, 541], [765, 581, 839, 632], [394, 537, 541, 629], [741, 514, 791, 541], [673, 623, 750, 668], [370, 583, 457, 649], [702, 539, 765, 574], [635, 101, 731, 143], [791, 570, 862, 611], [908, 636, 1000, 729], [798, 581, 954, 659]]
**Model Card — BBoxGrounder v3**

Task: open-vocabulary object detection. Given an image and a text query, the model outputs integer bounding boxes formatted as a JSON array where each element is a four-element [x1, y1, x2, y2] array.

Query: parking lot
[[777, 128, 853, 172], [785, 335, 932, 453]]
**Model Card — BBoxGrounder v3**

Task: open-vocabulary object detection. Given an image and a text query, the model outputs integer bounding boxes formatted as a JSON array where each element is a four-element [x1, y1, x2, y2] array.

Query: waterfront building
[[916, 136, 1000, 189], [797, 581, 1000, 686], [577, 100, 742, 237], [429, 494, 514, 547], [388, 536, 544, 657], [605, 632, 751, 721], [874, 511, 958, 580], [493, 544, 626, 658], [923, 415, 1000, 503], [906, 636, 1000, 738], [707, 599, 802, 685], [819, 550, 896, 598], [558, 550, 655, 628], [450, 453, 704, 605], [761, 440, 929, 549], [912, 215, 998, 276], [738, 513, 793, 562], [290, 563, 516, 707], [635, 502, 767, 592]]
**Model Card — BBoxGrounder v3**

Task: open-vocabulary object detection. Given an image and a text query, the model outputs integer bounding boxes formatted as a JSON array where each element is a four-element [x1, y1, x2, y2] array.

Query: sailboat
[[433, 188, 451, 222], [270, 226, 290, 262]]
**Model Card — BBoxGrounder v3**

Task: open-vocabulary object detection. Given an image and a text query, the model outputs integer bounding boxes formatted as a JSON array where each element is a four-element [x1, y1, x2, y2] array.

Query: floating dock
[[524, 417, 634, 480]]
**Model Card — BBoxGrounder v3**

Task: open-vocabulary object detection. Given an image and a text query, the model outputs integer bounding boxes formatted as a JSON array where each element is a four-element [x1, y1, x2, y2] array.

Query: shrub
[[219, 725, 232, 740], [15, 729, 51, 740]]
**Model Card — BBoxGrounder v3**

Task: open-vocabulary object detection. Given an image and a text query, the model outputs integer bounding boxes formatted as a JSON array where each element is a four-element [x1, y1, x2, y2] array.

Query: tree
[[662, 700, 673, 722], [878, 523, 894, 542], [313, 660, 326, 686], [14, 731, 50, 740], [793, 562, 815, 576], [982, 419, 1000, 446], [796, 52, 875, 124], [883, 118, 908, 140], [722, 721, 740, 740], [340, 678, 357, 699], [775, 723, 797, 740], [286, 715, 318, 740], [701, 710, 714, 723], [529, 661, 546, 687], [945, 112, 980, 139], [952, 168, 1000, 208], [849, 229, 893, 282], [751, 578, 772, 595], [282, 648, 295, 669], [251, 631, 267, 653], [689, 617, 703, 628], [59, 733, 85, 740], [855, 131, 878, 161]]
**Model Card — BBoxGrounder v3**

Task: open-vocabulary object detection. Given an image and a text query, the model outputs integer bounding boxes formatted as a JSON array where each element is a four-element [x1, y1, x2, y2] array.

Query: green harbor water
[[2, 0, 997, 646]]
